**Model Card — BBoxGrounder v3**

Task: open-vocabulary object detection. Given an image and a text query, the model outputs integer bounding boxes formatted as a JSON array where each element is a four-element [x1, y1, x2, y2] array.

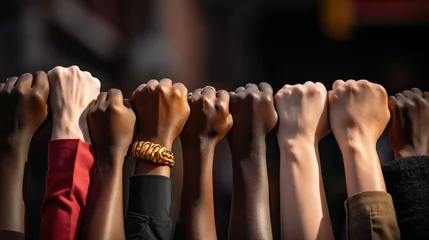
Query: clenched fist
[[0, 72, 49, 145], [329, 80, 390, 149], [181, 87, 233, 145], [48, 66, 100, 143], [389, 88, 429, 158], [132, 79, 190, 148], [275, 81, 329, 142], [88, 89, 136, 166], [227, 83, 278, 148]]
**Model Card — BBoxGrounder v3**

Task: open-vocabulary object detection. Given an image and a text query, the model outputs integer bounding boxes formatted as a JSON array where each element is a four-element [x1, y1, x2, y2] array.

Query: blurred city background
[[1, 0, 428, 239]]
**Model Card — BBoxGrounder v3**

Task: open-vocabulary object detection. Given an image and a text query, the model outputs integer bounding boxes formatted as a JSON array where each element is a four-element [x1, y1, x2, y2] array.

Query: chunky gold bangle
[[132, 141, 175, 167]]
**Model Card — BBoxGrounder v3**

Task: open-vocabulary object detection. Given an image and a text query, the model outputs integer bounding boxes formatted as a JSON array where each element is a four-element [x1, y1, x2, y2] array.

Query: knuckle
[[69, 65, 80, 72], [50, 66, 64, 77], [215, 100, 228, 112], [170, 87, 182, 98]]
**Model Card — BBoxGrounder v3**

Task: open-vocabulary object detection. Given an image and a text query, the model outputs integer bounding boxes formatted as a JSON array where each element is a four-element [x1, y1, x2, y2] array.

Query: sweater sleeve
[[40, 139, 95, 240], [382, 156, 429, 239]]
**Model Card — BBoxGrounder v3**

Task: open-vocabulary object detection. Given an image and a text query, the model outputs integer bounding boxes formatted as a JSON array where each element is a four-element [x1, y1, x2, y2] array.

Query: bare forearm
[[279, 139, 333, 240], [180, 144, 216, 240], [229, 141, 273, 240], [341, 141, 386, 197], [0, 145, 28, 234], [83, 164, 124, 240]]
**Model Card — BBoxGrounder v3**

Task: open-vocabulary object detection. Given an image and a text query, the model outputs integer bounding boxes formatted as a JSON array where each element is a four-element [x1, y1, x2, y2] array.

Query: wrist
[[135, 161, 171, 178], [339, 138, 377, 157], [395, 145, 429, 159], [137, 133, 173, 151], [51, 118, 84, 141]]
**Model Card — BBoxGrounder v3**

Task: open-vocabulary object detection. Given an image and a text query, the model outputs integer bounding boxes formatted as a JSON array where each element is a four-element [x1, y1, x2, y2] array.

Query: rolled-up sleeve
[[125, 175, 172, 240], [345, 191, 400, 240]]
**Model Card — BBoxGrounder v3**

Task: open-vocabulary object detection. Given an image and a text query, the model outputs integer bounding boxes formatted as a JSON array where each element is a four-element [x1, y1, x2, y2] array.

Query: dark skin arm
[[179, 87, 233, 240], [389, 88, 429, 158], [227, 83, 277, 240], [132, 79, 190, 177], [0, 73, 50, 239], [83, 89, 136, 240]]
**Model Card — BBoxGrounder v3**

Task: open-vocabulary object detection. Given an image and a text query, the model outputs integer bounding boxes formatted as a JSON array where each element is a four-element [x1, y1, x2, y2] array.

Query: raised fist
[[88, 89, 136, 166], [0, 72, 50, 145], [227, 83, 278, 148], [389, 88, 429, 158], [48, 66, 100, 143], [181, 86, 233, 145], [329, 79, 390, 148], [275, 81, 329, 142], [132, 79, 190, 148]]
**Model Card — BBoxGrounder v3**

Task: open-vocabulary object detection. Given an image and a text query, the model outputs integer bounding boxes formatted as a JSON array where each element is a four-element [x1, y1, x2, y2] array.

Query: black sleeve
[[382, 156, 429, 239], [125, 175, 172, 240]]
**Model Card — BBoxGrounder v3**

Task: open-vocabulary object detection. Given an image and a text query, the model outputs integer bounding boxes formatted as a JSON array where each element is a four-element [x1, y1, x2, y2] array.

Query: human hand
[[181, 86, 233, 147], [132, 79, 190, 150], [227, 83, 278, 150], [389, 88, 429, 158], [329, 80, 390, 150], [88, 89, 136, 167], [275, 81, 329, 143], [48, 66, 100, 143], [0, 72, 49, 147]]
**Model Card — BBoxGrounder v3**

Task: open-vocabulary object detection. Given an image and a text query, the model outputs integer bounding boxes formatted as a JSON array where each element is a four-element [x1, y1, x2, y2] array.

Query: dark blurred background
[[1, 0, 428, 239]]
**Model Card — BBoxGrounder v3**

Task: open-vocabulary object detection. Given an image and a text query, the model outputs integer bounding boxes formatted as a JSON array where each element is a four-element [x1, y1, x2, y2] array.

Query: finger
[[5, 77, 19, 92], [345, 79, 355, 84], [92, 77, 101, 93], [401, 90, 414, 99], [193, 88, 204, 96], [124, 99, 134, 109], [159, 78, 173, 87], [388, 96, 398, 112], [424, 92, 429, 100], [0, 83, 5, 90], [97, 92, 108, 106], [201, 86, 216, 98], [107, 88, 124, 105], [173, 82, 188, 99], [245, 83, 258, 90], [395, 93, 407, 102], [32, 71, 50, 100], [235, 86, 245, 93], [132, 83, 146, 97], [146, 79, 159, 91], [315, 82, 327, 91], [332, 80, 344, 89], [216, 90, 230, 102], [258, 82, 273, 95], [411, 88, 423, 96], [16, 73, 33, 93]]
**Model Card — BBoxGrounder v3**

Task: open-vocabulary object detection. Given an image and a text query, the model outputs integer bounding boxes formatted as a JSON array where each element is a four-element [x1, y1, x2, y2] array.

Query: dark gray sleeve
[[125, 175, 172, 240], [382, 156, 429, 239]]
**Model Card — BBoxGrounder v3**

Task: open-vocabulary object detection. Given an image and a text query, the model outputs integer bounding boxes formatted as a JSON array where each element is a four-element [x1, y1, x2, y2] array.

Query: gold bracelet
[[132, 141, 175, 167]]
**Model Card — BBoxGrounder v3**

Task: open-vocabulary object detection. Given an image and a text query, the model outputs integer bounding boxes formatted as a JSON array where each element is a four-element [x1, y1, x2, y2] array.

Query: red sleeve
[[40, 139, 95, 240]]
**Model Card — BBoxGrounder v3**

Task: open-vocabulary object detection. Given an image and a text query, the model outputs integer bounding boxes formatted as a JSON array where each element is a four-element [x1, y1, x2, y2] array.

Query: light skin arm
[[341, 140, 386, 197], [279, 137, 333, 240]]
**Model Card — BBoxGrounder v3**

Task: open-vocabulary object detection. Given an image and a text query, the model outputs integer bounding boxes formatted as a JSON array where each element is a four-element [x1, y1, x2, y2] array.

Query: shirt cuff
[[127, 175, 172, 220], [345, 191, 396, 219], [48, 139, 95, 173]]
